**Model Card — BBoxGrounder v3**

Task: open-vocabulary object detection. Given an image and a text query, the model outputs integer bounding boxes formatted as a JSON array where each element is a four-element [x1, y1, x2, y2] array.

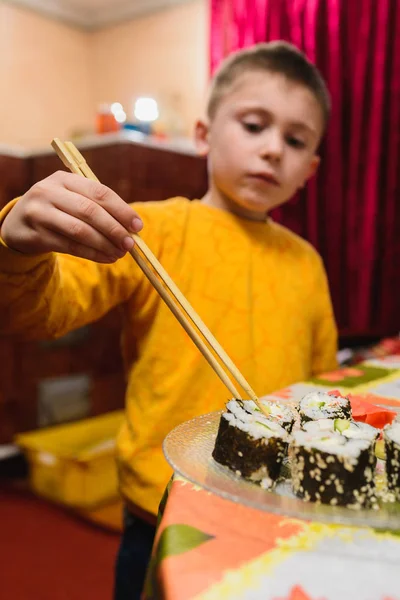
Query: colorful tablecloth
[[146, 356, 400, 600]]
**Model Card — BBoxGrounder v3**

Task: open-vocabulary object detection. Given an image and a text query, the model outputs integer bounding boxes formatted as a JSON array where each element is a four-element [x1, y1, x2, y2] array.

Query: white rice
[[384, 422, 400, 446], [237, 399, 295, 429], [302, 418, 378, 442], [292, 429, 371, 458], [224, 401, 288, 441]]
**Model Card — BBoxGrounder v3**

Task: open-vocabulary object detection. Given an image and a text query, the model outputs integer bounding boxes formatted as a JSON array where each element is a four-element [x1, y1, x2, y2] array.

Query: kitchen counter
[[0, 131, 198, 159]]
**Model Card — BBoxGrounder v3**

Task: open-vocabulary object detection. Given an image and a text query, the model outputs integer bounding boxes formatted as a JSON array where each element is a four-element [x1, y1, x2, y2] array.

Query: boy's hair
[[207, 41, 331, 131]]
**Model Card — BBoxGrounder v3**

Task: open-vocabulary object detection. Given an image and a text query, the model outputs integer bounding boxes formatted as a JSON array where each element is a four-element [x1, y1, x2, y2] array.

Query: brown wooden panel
[[0, 340, 18, 443], [91, 374, 126, 416], [30, 153, 68, 184], [0, 155, 30, 209], [29, 142, 207, 203], [126, 143, 207, 203]]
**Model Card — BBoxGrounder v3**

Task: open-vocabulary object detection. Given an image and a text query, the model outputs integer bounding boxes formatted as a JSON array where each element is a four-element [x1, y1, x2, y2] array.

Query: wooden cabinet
[[0, 138, 207, 442], [29, 142, 207, 204], [0, 154, 30, 209]]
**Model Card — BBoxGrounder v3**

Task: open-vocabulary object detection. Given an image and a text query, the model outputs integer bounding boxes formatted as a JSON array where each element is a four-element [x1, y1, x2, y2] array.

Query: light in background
[[111, 102, 127, 124], [134, 97, 159, 122]]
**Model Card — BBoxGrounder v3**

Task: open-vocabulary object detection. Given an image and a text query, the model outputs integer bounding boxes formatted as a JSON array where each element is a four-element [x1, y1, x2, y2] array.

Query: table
[[146, 355, 400, 600]]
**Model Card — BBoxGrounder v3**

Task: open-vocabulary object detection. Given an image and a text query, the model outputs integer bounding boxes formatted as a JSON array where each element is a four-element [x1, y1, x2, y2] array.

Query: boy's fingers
[[36, 228, 123, 264], [51, 188, 134, 253], [42, 208, 128, 258], [58, 172, 143, 233]]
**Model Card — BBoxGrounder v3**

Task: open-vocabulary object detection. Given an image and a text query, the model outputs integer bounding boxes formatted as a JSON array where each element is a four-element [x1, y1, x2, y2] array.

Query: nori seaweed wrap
[[212, 399, 289, 489], [290, 429, 377, 508]]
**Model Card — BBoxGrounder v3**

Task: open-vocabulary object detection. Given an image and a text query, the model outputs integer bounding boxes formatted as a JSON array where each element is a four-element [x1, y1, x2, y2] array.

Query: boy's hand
[[0, 171, 143, 263]]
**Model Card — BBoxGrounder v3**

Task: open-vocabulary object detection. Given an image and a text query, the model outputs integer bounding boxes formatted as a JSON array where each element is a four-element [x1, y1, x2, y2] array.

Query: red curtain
[[210, 0, 400, 338]]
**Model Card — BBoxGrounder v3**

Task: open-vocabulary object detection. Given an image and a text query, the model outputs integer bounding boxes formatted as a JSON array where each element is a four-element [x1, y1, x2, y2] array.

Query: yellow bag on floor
[[15, 411, 124, 509]]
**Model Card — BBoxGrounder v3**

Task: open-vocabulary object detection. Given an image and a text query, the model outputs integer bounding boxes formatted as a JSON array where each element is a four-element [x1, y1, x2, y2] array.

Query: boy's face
[[196, 71, 324, 219]]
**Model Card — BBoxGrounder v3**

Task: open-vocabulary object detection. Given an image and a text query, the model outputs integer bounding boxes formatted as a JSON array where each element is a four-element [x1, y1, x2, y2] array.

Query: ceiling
[[5, 0, 195, 29]]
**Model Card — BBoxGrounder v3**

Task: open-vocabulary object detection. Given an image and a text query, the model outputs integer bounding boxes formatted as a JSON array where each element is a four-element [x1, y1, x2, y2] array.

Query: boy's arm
[[311, 256, 339, 375], [0, 173, 148, 339], [0, 240, 139, 340]]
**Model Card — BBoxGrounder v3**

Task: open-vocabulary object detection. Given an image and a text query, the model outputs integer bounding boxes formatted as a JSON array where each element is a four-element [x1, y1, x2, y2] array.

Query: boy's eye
[[286, 136, 306, 149], [242, 121, 263, 133]]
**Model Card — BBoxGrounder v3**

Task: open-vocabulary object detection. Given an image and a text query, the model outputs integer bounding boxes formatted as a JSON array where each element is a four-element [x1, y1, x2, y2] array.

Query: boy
[[0, 42, 337, 598]]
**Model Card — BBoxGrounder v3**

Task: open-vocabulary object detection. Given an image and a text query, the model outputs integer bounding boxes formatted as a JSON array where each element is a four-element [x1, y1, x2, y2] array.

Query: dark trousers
[[114, 509, 156, 600]]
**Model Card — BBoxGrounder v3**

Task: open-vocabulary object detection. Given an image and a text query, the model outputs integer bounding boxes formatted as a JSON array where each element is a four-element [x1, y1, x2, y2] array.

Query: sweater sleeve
[[0, 199, 160, 340], [310, 254, 339, 375]]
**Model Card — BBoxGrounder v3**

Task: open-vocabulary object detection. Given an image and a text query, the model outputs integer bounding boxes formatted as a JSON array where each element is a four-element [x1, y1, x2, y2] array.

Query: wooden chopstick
[[63, 141, 250, 397], [51, 138, 265, 411]]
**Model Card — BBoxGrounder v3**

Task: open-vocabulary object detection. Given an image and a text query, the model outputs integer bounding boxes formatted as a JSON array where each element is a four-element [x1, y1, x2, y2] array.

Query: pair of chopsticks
[[51, 138, 265, 414]]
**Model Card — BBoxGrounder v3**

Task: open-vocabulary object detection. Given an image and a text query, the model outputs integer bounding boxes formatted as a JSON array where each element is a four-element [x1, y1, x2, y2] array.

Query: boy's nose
[[259, 130, 283, 162]]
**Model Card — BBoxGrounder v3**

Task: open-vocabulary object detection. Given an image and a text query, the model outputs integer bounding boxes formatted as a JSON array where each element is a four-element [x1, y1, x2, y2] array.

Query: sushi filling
[[297, 392, 352, 424], [237, 399, 296, 433]]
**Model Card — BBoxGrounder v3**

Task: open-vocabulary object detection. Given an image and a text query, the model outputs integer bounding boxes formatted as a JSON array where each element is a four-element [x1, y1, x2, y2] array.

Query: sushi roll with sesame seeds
[[212, 399, 290, 489], [297, 392, 352, 425], [383, 422, 400, 501], [290, 429, 377, 508], [240, 399, 297, 433]]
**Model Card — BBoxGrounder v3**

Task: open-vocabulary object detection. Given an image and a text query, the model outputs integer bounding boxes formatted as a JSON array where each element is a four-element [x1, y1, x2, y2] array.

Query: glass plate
[[163, 411, 400, 530]]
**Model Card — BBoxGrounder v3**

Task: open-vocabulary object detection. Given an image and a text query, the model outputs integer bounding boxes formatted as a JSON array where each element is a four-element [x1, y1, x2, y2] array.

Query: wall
[[0, 4, 94, 148], [90, 0, 209, 137], [0, 0, 208, 148]]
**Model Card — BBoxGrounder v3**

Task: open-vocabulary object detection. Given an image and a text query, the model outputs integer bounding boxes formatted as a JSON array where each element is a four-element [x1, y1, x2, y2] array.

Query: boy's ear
[[300, 155, 320, 188], [194, 119, 210, 157]]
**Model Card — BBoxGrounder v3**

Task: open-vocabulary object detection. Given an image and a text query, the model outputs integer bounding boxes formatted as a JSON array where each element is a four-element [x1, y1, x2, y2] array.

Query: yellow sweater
[[0, 197, 337, 515]]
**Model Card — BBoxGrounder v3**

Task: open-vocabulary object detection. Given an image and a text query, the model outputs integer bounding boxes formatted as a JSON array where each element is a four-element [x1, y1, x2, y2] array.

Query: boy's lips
[[247, 172, 280, 186]]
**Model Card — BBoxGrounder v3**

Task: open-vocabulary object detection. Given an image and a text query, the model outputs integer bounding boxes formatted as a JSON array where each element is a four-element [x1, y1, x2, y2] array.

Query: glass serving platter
[[163, 411, 400, 530]]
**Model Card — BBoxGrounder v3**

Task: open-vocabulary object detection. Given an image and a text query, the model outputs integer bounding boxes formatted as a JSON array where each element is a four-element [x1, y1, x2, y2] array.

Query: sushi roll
[[290, 429, 377, 508], [297, 392, 351, 425], [383, 422, 400, 501], [212, 399, 290, 489], [241, 399, 297, 433], [302, 418, 379, 443]]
